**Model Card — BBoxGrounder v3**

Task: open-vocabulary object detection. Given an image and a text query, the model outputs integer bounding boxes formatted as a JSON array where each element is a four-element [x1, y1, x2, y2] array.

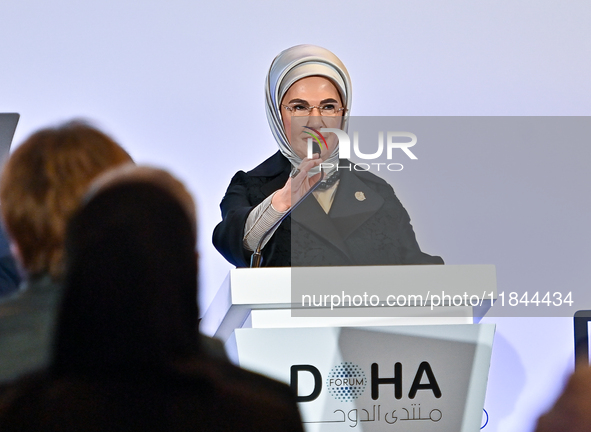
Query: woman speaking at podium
[[213, 45, 442, 268]]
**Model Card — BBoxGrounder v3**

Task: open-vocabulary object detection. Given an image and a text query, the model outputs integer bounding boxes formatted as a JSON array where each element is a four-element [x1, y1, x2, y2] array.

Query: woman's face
[[280, 76, 344, 161]]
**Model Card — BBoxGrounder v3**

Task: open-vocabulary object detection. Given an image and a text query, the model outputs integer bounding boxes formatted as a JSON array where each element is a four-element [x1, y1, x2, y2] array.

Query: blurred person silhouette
[[0, 121, 133, 383], [0, 166, 303, 432], [85, 165, 228, 360], [534, 365, 591, 432]]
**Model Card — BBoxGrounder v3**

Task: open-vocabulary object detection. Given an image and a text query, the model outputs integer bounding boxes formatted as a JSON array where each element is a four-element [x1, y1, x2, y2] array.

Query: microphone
[[250, 143, 324, 268], [311, 142, 321, 159]]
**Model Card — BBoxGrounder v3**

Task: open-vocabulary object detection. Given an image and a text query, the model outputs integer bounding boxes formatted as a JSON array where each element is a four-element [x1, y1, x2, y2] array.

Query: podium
[[201, 265, 496, 432]]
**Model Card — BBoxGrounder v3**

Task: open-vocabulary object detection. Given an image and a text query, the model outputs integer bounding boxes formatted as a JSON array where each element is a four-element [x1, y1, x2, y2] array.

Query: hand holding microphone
[[271, 143, 323, 212], [251, 143, 324, 268]]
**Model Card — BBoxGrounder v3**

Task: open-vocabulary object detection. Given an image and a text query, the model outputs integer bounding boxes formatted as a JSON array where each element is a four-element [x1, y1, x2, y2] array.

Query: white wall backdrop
[[1, 1, 590, 431]]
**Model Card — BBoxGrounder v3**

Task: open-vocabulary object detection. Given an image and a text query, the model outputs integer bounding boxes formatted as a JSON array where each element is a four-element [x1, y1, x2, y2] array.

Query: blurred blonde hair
[[0, 120, 133, 279]]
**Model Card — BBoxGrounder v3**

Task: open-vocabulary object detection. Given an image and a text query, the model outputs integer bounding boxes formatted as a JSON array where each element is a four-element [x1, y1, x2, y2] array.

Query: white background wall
[[1, 1, 590, 430]]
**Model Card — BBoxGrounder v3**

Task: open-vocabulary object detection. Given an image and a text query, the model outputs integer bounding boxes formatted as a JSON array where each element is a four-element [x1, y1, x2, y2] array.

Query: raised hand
[[271, 155, 322, 212]]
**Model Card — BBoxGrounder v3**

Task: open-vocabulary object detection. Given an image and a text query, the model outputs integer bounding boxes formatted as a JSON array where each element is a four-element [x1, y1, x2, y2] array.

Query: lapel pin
[[355, 191, 366, 201]]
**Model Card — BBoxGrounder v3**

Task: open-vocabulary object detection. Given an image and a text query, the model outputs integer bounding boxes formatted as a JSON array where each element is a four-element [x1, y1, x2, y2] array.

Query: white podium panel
[[235, 324, 495, 432], [202, 266, 496, 432], [201, 265, 497, 341], [244, 307, 473, 329]]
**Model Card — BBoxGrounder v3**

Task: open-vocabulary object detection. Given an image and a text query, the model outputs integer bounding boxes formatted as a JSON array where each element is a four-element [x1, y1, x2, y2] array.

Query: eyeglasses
[[282, 103, 346, 117]]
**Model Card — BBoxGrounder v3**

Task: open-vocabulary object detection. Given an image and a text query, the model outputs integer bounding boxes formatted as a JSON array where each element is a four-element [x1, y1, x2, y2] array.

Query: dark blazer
[[213, 151, 443, 267]]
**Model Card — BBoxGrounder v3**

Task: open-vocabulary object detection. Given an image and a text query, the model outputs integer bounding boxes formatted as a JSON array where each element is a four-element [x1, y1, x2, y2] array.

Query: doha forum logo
[[291, 360, 441, 403], [326, 362, 368, 402]]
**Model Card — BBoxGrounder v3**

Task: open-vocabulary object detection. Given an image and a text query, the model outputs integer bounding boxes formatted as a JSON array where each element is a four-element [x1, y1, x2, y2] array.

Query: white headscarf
[[265, 45, 352, 173]]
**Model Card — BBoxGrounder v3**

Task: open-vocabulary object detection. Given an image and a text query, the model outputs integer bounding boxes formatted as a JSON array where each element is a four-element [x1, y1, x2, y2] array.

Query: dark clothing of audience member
[[0, 226, 20, 297], [0, 275, 61, 383], [0, 180, 303, 432]]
